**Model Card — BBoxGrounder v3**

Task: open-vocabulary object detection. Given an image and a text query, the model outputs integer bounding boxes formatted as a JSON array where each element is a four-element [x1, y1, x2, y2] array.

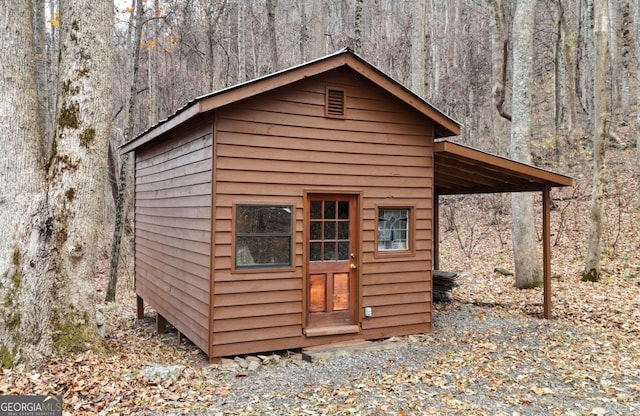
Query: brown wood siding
[[134, 119, 213, 353], [211, 67, 434, 358]]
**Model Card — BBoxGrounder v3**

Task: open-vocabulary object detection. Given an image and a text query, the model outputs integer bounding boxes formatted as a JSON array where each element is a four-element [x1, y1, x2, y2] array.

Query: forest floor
[[1, 148, 640, 415]]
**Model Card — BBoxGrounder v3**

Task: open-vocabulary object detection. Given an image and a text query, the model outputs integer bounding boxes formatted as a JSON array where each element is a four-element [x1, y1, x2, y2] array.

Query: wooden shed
[[121, 48, 572, 360]]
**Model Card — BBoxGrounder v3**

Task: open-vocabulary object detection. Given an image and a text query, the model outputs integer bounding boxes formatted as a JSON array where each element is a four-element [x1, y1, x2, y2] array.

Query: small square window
[[377, 208, 410, 252], [235, 204, 293, 269]]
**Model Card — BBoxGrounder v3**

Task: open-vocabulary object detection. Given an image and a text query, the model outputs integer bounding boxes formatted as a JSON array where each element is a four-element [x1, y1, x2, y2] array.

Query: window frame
[[232, 202, 295, 273], [374, 204, 416, 258]]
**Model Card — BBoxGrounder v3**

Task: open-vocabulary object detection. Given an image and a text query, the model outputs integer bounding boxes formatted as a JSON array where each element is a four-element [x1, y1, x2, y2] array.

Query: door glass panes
[[311, 200, 322, 219], [378, 208, 409, 251], [338, 201, 349, 219], [324, 200, 336, 219], [309, 198, 350, 262]]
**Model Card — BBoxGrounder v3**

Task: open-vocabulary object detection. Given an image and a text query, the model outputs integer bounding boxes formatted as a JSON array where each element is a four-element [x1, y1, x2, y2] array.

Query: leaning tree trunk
[[583, 0, 609, 281], [510, 0, 541, 289]]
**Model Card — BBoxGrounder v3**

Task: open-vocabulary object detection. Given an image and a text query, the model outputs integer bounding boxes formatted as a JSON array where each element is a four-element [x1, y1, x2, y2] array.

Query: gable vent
[[326, 87, 346, 117]]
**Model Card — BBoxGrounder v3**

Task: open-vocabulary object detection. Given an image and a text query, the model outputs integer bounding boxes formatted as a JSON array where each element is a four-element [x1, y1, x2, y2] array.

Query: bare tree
[[266, 0, 279, 70], [583, 0, 609, 281], [410, 0, 427, 98], [511, 0, 541, 289]]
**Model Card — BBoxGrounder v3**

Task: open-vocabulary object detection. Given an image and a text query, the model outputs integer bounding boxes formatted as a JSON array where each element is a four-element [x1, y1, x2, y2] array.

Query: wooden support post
[[542, 187, 552, 319], [136, 295, 144, 319], [433, 192, 440, 271], [156, 313, 166, 334], [177, 331, 184, 345]]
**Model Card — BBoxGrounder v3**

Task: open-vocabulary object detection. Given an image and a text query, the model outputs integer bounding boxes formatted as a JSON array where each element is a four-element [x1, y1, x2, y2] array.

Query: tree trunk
[[620, 1, 631, 121], [0, 0, 113, 369], [311, 0, 324, 58], [237, 2, 246, 81], [299, 0, 309, 62], [0, 0, 48, 369], [106, 0, 144, 303], [489, 0, 512, 124], [583, 0, 609, 281], [410, 0, 426, 98], [511, 0, 541, 289], [354, 0, 363, 53], [266, 0, 279, 71]]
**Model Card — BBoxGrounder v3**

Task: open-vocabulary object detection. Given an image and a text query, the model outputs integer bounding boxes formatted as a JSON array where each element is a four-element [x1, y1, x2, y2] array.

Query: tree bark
[[583, 0, 609, 281], [410, 0, 426, 98], [266, 0, 279, 71], [510, 0, 541, 289], [0, 0, 48, 369], [1, 0, 113, 369], [311, 0, 324, 58], [489, 0, 512, 123], [354, 0, 363, 54]]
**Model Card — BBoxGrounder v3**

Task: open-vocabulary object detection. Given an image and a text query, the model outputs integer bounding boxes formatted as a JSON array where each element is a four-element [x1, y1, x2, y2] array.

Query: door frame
[[302, 190, 362, 330]]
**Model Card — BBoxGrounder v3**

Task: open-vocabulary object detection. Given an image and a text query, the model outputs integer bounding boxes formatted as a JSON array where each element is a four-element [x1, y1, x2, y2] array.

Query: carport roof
[[434, 141, 573, 195]]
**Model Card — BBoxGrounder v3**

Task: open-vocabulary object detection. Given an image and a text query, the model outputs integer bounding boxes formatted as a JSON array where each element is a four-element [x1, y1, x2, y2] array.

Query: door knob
[[350, 263, 357, 269]]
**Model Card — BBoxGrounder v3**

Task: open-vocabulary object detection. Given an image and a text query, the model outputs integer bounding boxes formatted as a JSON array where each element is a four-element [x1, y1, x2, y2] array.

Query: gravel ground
[[146, 302, 640, 416]]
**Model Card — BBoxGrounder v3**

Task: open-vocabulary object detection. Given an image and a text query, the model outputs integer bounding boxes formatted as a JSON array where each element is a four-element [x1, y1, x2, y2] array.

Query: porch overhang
[[432, 140, 573, 319], [433, 141, 573, 195]]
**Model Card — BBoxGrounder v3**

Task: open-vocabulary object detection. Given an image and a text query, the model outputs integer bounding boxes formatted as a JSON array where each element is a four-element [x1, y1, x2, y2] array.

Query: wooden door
[[307, 194, 358, 328]]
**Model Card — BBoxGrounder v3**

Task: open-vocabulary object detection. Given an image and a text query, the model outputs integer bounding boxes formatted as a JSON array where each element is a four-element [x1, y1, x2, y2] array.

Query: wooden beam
[[136, 295, 144, 319], [156, 313, 167, 334], [542, 187, 552, 319]]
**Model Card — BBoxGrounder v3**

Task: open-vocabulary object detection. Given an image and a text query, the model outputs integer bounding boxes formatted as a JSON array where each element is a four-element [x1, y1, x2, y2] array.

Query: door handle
[[350, 263, 357, 269]]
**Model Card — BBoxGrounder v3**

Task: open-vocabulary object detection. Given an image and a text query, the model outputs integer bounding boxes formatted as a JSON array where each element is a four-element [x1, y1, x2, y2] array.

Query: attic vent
[[326, 87, 346, 117]]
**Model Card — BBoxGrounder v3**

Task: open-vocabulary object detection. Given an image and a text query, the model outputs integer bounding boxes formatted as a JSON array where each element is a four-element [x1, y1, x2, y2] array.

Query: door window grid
[[309, 200, 350, 262]]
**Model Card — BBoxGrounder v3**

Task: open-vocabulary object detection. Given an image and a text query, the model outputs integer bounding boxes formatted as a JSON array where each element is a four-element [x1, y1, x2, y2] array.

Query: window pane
[[310, 221, 322, 240], [323, 242, 336, 260], [237, 205, 291, 234], [338, 221, 349, 239], [310, 242, 322, 261], [378, 208, 410, 251], [338, 201, 349, 219], [324, 221, 336, 240], [236, 236, 291, 266], [338, 242, 349, 260], [311, 200, 322, 219], [324, 200, 336, 219], [235, 204, 293, 269]]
